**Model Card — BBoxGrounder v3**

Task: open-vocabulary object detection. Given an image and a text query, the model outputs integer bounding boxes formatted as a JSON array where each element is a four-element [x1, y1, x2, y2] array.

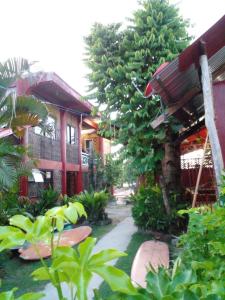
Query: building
[[16, 72, 110, 198], [147, 15, 225, 206]]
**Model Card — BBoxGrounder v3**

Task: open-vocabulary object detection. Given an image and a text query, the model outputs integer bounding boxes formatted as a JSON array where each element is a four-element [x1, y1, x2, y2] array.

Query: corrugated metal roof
[[149, 15, 225, 128]]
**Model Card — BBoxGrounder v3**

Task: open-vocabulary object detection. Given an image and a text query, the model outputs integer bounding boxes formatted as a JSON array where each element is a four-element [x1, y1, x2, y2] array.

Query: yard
[[0, 222, 116, 296], [0, 1, 225, 299]]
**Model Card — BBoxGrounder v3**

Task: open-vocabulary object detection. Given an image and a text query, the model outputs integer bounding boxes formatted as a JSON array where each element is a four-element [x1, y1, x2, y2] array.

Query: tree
[[0, 58, 49, 191], [84, 0, 190, 201]]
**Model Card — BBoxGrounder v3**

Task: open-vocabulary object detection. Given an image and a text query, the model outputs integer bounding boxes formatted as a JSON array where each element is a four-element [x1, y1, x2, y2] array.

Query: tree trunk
[[161, 127, 181, 205], [159, 175, 171, 215]]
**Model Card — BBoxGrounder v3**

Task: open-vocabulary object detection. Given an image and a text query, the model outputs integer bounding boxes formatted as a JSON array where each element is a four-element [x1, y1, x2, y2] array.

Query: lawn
[[0, 222, 116, 296], [98, 231, 152, 298]]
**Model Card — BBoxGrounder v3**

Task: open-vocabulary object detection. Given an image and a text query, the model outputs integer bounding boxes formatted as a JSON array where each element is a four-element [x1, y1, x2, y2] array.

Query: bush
[[178, 205, 225, 296], [17, 187, 59, 217], [131, 185, 187, 233], [0, 192, 20, 225], [71, 190, 110, 224]]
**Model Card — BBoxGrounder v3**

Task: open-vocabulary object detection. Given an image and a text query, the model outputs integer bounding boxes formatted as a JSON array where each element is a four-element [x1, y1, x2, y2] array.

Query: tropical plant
[[72, 190, 110, 224], [0, 289, 44, 300], [84, 0, 191, 198], [0, 202, 137, 300], [0, 141, 27, 192], [131, 185, 187, 233], [29, 187, 60, 217], [0, 57, 49, 191]]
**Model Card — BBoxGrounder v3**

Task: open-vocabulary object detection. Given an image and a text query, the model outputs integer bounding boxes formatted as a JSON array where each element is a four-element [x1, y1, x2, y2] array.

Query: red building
[[147, 15, 225, 206], [17, 72, 106, 198]]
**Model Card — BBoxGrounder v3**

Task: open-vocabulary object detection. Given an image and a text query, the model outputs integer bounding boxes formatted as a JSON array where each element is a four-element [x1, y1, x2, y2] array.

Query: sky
[[0, 0, 224, 96]]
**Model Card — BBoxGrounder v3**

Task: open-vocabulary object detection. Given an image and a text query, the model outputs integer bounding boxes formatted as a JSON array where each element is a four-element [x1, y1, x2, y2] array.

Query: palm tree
[[0, 58, 49, 190]]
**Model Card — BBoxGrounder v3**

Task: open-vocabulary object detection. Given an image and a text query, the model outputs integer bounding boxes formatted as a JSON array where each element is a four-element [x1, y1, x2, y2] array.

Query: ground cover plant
[[0, 222, 115, 297], [0, 202, 137, 300], [131, 185, 187, 233], [95, 204, 225, 300]]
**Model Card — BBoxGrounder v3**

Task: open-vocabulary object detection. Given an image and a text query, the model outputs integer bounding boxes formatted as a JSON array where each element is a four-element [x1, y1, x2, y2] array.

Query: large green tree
[[84, 0, 190, 199]]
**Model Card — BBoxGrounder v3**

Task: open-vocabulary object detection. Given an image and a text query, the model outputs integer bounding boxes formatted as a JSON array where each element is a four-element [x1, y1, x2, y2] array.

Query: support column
[[60, 110, 67, 195], [76, 115, 83, 194], [19, 129, 29, 196], [199, 42, 224, 189], [17, 79, 29, 196]]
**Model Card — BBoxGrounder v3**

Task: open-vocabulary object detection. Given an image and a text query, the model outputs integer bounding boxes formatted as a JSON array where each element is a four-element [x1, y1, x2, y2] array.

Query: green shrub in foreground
[[131, 185, 187, 233]]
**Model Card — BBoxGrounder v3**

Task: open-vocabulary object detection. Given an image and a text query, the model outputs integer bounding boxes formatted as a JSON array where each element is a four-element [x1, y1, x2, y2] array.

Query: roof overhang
[[21, 72, 92, 115], [148, 15, 225, 131]]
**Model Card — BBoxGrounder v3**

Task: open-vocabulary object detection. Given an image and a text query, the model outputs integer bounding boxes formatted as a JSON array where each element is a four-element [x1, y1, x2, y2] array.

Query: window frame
[[67, 124, 77, 145], [34, 115, 56, 140]]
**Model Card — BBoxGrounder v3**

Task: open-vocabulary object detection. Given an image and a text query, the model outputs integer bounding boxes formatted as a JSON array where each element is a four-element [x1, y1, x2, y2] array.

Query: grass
[[98, 231, 152, 298], [0, 222, 116, 296]]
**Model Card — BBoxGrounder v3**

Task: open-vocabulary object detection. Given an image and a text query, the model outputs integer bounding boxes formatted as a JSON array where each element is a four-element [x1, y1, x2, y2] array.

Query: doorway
[[66, 171, 76, 196]]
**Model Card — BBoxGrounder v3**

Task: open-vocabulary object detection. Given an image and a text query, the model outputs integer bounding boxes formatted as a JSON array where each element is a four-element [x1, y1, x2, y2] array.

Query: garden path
[[42, 205, 137, 299]]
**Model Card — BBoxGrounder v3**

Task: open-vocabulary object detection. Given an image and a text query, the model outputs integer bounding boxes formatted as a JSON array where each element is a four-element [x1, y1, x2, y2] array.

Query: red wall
[[213, 81, 225, 165]]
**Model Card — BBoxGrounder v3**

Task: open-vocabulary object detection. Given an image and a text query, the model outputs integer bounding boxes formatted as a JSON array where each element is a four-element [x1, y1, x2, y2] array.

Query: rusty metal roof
[[149, 15, 225, 128]]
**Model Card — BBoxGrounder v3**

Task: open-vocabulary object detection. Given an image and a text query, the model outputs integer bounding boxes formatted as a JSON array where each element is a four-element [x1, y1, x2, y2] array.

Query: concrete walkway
[[42, 216, 137, 299]]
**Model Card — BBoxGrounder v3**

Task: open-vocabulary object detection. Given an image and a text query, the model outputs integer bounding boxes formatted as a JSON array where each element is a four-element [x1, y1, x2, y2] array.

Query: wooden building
[[16, 72, 109, 197], [146, 15, 225, 205]]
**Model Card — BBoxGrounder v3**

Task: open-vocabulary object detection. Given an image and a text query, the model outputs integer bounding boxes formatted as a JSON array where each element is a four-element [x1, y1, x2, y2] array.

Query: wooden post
[[76, 115, 83, 194], [60, 110, 67, 195], [199, 42, 224, 190], [192, 134, 208, 208]]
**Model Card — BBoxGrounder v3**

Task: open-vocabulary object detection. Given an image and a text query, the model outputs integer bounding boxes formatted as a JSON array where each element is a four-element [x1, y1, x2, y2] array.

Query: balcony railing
[[82, 152, 89, 166]]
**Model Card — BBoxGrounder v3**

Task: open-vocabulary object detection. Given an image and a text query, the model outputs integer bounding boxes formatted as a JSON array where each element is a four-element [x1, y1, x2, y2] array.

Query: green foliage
[[32, 238, 136, 300], [84, 0, 190, 175], [177, 205, 225, 297], [0, 289, 44, 300], [0, 141, 27, 192], [0, 57, 49, 191], [219, 170, 225, 205], [131, 185, 187, 233], [26, 187, 59, 217], [72, 190, 110, 224], [0, 203, 137, 300], [89, 153, 123, 190]]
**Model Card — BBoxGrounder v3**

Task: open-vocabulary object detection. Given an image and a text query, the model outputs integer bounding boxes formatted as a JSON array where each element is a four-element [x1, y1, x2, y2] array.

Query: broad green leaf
[[63, 205, 78, 224], [16, 293, 45, 300], [0, 226, 22, 239], [9, 215, 33, 232], [32, 216, 50, 239], [55, 216, 64, 232], [72, 202, 87, 218], [92, 265, 137, 295], [182, 290, 199, 300], [0, 290, 15, 300], [32, 267, 51, 281], [146, 268, 170, 298], [78, 237, 96, 266], [89, 249, 127, 266], [74, 269, 92, 300], [0, 232, 25, 251], [45, 206, 65, 218]]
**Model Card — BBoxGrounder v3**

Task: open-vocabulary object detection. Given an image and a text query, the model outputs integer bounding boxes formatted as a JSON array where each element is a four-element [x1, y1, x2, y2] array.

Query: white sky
[[0, 0, 224, 95]]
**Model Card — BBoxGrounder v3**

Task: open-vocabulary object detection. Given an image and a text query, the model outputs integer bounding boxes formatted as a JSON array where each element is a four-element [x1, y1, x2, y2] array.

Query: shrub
[[72, 190, 110, 224], [131, 185, 187, 233], [19, 187, 59, 217], [0, 192, 20, 225]]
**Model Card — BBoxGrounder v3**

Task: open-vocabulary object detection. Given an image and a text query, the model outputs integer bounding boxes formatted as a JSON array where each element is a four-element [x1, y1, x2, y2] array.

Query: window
[[85, 140, 93, 153], [34, 116, 56, 139], [67, 125, 77, 144]]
